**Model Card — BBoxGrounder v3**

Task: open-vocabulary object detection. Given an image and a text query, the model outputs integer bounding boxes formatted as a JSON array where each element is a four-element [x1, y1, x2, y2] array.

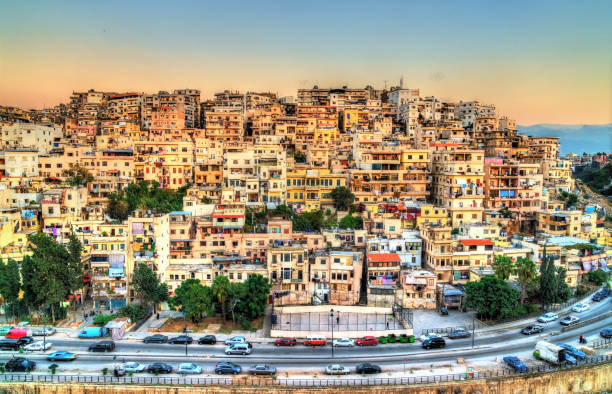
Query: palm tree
[[514, 257, 537, 305], [212, 275, 230, 320], [492, 255, 514, 281]]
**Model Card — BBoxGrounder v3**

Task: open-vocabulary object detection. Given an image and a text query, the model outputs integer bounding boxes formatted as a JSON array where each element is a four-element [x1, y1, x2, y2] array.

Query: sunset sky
[[1, 0, 610, 125]]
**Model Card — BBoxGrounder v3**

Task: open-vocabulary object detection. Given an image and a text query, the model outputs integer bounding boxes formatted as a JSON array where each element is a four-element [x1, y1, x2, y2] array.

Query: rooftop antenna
[[400, 76, 404, 89], [384, 80, 388, 90]]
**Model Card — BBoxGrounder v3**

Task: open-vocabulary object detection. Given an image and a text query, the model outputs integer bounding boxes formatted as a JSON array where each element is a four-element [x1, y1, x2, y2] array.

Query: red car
[[356, 336, 378, 346], [274, 337, 297, 346]]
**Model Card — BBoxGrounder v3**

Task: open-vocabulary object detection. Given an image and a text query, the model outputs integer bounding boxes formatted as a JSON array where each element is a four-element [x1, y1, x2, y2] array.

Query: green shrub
[[93, 314, 116, 326], [49, 364, 58, 374], [526, 304, 540, 314], [118, 304, 149, 322], [102, 367, 108, 376], [239, 320, 251, 330]]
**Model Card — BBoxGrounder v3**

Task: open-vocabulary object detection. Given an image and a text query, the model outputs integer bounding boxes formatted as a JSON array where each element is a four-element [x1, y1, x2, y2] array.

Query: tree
[[555, 267, 570, 302], [62, 164, 93, 187], [212, 275, 231, 321], [330, 187, 355, 211], [339, 214, 363, 229], [233, 274, 271, 321], [538, 247, 556, 307], [228, 282, 248, 324], [0, 259, 21, 322], [65, 234, 85, 296], [492, 255, 514, 281], [514, 257, 537, 305], [293, 150, 307, 163], [20, 255, 40, 316], [587, 269, 607, 285], [131, 263, 168, 313], [107, 194, 130, 221], [168, 279, 212, 322], [464, 275, 521, 320]]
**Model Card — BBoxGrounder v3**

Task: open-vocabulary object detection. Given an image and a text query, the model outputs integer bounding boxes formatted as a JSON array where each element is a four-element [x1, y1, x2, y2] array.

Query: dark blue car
[[503, 356, 527, 372], [557, 343, 586, 360]]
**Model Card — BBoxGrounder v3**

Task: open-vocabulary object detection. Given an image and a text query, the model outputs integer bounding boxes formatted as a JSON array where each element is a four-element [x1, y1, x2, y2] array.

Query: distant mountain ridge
[[516, 124, 612, 155]]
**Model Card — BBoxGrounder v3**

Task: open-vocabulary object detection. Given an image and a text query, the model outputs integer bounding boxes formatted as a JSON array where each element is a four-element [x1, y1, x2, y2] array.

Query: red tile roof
[[460, 239, 494, 246], [367, 253, 401, 263]]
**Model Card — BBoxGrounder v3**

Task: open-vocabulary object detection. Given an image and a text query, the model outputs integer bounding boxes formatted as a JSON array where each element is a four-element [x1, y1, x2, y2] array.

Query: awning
[[582, 261, 592, 271], [599, 258, 607, 268]]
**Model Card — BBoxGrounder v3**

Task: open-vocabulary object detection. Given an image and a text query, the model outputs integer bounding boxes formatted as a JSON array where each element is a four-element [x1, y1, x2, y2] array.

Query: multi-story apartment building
[[310, 250, 363, 305], [90, 223, 129, 309], [366, 252, 401, 306], [141, 89, 200, 130], [286, 167, 347, 212], [268, 241, 309, 304], [108, 93, 142, 122], [366, 230, 422, 268], [205, 109, 244, 142], [1, 122, 62, 154], [454, 100, 496, 128], [399, 270, 437, 309]]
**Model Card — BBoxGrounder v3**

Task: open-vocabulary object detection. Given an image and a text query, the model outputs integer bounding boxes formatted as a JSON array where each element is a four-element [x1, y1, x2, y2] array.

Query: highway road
[[1, 298, 610, 376]]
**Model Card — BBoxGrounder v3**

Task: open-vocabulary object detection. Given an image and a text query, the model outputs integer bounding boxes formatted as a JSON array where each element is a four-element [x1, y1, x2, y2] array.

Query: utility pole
[[330, 309, 334, 358]]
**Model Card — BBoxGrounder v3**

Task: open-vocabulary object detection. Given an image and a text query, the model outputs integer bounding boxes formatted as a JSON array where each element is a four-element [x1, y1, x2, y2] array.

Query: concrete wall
[[274, 305, 392, 314], [3, 362, 610, 393]]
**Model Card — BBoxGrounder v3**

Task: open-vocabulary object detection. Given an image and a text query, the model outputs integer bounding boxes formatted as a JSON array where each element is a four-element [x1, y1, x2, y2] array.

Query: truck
[[78, 327, 108, 339], [534, 341, 576, 364]]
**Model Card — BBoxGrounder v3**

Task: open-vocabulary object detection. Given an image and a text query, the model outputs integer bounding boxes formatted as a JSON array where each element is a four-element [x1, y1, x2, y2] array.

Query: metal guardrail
[[590, 337, 612, 349], [0, 355, 610, 387], [560, 310, 612, 333]]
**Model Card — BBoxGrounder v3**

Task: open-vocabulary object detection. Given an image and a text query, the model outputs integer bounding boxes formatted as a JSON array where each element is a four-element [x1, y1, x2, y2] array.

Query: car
[[225, 343, 251, 355], [326, 364, 350, 375], [537, 312, 559, 323], [88, 340, 115, 352], [571, 303, 590, 313], [177, 363, 202, 374], [600, 328, 612, 338], [355, 336, 378, 346], [113, 367, 126, 377], [215, 361, 241, 375], [422, 337, 446, 349], [121, 362, 146, 373], [146, 363, 173, 374], [448, 329, 471, 339], [168, 335, 193, 344], [23, 341, 52, 352], [503, 356, 527, 372], [332, 338, 355, 347], [419, 332, 442, 342], [601, 288, 611, 297], [560, 316, 580, 326], [521, 325, 544, 335], [248, 364, 277, 375], [143, 334, 168, 344], [274, 337, 297, 346], [31, 327, 56, 336], [224, 336, 246, 346], [592, 293, 605, 302], [198, 335, 216, 345], [5, 357, 36, 372], [15, 336, 33, 346], [356, 363, 381, 374], [47, 351, 77, 361], [0, 326, 13, 336], [557, 343, 586, 360], [0, 339, 21, 350]]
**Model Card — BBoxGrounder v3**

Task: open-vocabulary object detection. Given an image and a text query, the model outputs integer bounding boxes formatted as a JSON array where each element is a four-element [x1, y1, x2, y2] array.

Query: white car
[[178, 363, 202, 374], [121, 362, 146, 373], [571, 303, 590, 313], [537, 312, 559, 323], [32, 327, 56, 336], [325, 364, 350, 375], [23, 341, 52, 351], [332, 338, 355, 347], [224, 336, 247, 345]]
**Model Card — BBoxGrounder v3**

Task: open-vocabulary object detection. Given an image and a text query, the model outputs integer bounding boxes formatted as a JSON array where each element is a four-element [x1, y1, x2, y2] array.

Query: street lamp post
[[184, 308, 189, 356], [330, 309, 334, 358], [471, 309, 476, 349]]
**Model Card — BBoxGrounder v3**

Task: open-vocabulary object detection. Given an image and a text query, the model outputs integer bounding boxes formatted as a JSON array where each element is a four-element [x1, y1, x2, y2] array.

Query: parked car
[[571, 303, 590, 313], [121, 362, 146, 373], [145, 363, 173, 374], [5, 357, 36, 372], [168, 335, 193, 344], [448, 329, 471, 339], [356, 363, 381, 374], [503, 356, 527, 372], [422, 337, 446, 349], [143, 334, 168, 344], [88, 340, 115, 352], [177, 363, 202, 374], [557, 343, 586, 360], [326, 364, 350, 375], [225, 343, 251, 355], [332, 338, 355, 347], [198, 335, 216, 345], [248, 364, 277, 375], [31, 327, 56, 336], [419, 333, 442, 342], [356, 336, 378, 346], [592, 293, 605, 302], [224, 336, 246, 346], [537, 312, 559, 323], [47, 351, 77, 361], [215, 361, 241, 375], [521, 325, 544, 335], [560, 316, 580, 326], [303, 335, 326, 346], [600, 328, 612, 338], [13, 336, 33, 347], [113, 367, 126, 377], [0, 339, 21, 350], [23, 341, 52, 352], [274, 337, 297, 346]]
